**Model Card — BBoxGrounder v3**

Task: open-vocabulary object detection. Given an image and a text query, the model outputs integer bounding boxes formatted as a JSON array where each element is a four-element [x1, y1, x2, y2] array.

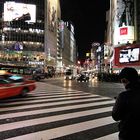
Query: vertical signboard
[[70, 32, 74, 62], [59, 20, 64, 48], [45, 0, 60, 63], [48, 0, 57, 33], [113, 0, 135, 45]]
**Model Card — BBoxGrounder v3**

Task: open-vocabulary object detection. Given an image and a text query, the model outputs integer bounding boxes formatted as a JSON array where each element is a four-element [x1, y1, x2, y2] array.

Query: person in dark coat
[[112, 67, 140, 140]]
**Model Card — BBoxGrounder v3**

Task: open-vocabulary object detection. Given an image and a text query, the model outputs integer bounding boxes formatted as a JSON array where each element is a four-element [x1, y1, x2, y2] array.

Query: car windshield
[[65, 72, 72, 75], [8, 75, 24, 83], [9, 75, 23, 80]]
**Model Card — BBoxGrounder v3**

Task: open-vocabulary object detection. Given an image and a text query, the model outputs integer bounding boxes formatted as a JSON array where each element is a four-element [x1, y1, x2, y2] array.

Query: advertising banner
[[114, 0, 135, 44], [48, 0, 57, 33], [4, 1, 36, 23], [45, 0, 60, 62], [114, 44, 140, 67]]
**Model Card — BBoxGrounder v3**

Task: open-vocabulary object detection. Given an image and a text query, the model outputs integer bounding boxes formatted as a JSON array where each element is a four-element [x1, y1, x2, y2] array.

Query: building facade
[[0, 0, 45, 68], [45, 0, 61, 67], [0, 0, 77, 71], [62, 21, 76, 69], [105, 0, 140, 73]]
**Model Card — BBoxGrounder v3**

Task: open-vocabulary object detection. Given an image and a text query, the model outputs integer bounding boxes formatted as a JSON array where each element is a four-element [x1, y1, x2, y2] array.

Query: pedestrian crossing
[[0, 82, 119, 140]]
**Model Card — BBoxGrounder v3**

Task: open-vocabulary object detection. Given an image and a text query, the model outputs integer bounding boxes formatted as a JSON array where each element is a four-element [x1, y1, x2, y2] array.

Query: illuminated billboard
[[48, 0, 57, 33], [113, 0, 135, 45], [4, 1, 36, 23], [114, 44, 140, 68], [46, 0, 59, 60], [119, 48, 139, 63]]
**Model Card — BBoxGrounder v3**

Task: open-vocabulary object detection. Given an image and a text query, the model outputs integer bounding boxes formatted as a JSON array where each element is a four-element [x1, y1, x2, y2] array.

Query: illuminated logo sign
[[120, 27, 128, 35]]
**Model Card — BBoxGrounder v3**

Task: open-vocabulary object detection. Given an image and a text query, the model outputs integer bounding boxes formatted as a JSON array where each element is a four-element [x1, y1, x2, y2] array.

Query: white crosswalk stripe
[[94, 132, 119, 140], [0, 82, 119, 140]]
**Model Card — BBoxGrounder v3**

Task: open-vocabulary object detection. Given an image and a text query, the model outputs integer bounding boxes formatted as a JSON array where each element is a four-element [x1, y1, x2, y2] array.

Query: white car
[[64, 70, 73, 80]]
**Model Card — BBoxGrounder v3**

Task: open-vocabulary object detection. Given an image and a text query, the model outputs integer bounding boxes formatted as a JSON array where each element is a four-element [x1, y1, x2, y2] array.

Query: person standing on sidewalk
[[112, 67, 140, 140]]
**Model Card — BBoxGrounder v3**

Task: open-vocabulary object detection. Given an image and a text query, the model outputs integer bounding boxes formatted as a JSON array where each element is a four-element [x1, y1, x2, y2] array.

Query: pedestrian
[[112, 67, 140, 140]]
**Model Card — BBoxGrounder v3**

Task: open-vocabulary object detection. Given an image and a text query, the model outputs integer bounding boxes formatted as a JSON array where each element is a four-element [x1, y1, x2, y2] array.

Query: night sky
[[60, 0, 110, 60]]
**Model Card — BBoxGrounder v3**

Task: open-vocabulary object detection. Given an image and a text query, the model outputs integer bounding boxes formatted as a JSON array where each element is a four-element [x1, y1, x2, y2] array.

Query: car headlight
[[69, 76, 72, 79]]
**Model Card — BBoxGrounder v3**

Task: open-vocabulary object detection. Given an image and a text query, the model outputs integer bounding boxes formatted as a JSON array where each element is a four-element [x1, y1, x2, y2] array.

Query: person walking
[[112, 67, 140, 140]]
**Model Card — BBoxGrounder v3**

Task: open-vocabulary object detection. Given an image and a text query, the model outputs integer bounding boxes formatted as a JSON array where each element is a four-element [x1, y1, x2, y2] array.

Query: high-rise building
[[56, 20, 77, 72], [0, 0, 61, 68]]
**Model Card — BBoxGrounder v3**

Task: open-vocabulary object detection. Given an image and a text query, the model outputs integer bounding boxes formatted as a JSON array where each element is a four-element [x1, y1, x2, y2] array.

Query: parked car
[[0, 71, 36, 99], [76, 73, 89, 82]]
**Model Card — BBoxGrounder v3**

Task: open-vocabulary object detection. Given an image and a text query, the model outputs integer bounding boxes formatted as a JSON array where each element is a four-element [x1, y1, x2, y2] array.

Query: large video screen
[[119, 48, 140, 63], [4, 1, 36, 23]]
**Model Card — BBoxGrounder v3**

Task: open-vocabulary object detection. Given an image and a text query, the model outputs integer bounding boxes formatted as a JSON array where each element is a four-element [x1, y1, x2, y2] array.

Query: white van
[[64, 69, 73, 80]]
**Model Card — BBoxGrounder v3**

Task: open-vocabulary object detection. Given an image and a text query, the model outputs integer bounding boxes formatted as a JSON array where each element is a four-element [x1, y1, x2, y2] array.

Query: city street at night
[[0, 0, 140, 139], [0, 78, 124, 140]]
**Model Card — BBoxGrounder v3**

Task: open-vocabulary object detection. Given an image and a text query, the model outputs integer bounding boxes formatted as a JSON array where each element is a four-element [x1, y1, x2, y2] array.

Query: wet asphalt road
[[43, 77, 124, 99], [0, 78, 121, 140]]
